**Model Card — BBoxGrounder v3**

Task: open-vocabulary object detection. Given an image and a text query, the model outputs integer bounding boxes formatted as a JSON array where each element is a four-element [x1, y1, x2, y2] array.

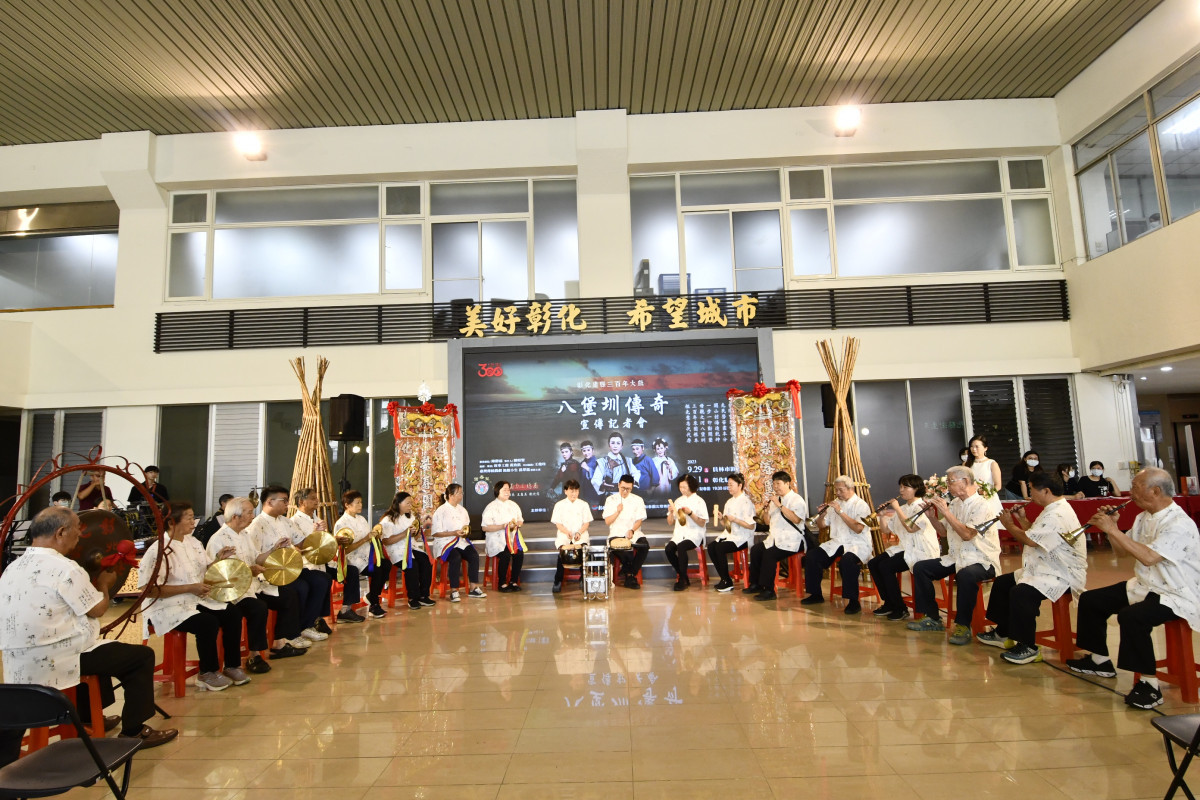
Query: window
[[1157, 95, 1200, 222], [0, 233, 118, 310], [159, 406, 209, 512], [23, 410, 104, 515]]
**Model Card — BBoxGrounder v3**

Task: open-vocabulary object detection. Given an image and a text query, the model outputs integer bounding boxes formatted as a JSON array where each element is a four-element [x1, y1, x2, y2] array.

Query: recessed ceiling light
[[1140, 376, 1148, 381], [1161, 365, 1174, 372]]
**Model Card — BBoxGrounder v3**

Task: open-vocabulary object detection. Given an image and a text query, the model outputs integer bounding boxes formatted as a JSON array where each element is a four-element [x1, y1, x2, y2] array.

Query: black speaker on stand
[[329, 394, 366, 493], [820, 384, 853, 429]]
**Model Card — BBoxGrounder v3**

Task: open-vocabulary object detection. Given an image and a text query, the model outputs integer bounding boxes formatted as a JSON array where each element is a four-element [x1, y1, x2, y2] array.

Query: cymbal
[[203, 558, 252, 603], [299, 531, 338, 565], [262, 547, 303, 586], [334, 527, 356, 546]]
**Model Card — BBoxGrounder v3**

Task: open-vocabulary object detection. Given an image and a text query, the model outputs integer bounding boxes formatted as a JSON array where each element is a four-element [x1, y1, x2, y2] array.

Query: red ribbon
[[99, 539, 138, 569], [726, 381, 802, 418], [389, 402, 461, 438]]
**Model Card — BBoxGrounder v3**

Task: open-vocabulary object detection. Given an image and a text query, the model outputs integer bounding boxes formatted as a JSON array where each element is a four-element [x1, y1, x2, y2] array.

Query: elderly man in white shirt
[[287, 487, 335, 637], [907, 465, 1002, 645], [976, 471, 1086, 664], [801, 475, 873, 614], [1069, 467, 1200, 710], [744, 471, 809, 601], [550, 479, 593, 593], [604, 474, 648, 589], [0, 507, 178, 765]]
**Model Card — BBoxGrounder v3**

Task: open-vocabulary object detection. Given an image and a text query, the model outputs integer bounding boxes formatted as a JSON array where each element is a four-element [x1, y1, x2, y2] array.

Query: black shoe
[[315, 618, 333, 635], [715, 580, 734, 593], [800, 594, 825, 605], [245, 654, 271, 674], [269, 643, 306, 659], [673, 580, 687, 591], [408, 600, 421, 610], [367, 604, 387, 619], [1066, 656, 1116, 678], [625, 576, 640, 590], [510, 584, 522, 592], [552, 582, 562, 593], [1125, 680, 1164, 709], [419, 597, 436, 607], [742, 585, 762, 595], [887, 607, 911, 621], [498, 584, 512, 593], [844, 601, 861, 615], [754, 590, 777, 601], [872, 605, 893, 617], [337, 608, 365, 623]]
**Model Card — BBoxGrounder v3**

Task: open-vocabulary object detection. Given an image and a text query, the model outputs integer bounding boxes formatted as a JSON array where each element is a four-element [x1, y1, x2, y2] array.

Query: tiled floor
[[50, 547, 1198, 798]]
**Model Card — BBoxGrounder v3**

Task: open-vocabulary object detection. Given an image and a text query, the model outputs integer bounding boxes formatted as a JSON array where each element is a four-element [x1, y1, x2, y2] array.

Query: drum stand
[[582, 545, 609, 600]]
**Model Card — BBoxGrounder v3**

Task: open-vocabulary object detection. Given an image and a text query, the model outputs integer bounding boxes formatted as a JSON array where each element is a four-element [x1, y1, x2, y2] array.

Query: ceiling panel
[[0, 0, 1164, 145]]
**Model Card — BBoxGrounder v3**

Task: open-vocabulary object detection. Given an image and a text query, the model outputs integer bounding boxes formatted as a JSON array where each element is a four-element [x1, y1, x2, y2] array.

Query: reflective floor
[[57, 548, 1197, 798]]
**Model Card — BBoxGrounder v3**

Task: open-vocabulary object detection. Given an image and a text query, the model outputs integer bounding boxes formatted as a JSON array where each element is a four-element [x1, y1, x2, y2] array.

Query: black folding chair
[[0, 684, 140, 799], [1152, 712, 1200, 800]]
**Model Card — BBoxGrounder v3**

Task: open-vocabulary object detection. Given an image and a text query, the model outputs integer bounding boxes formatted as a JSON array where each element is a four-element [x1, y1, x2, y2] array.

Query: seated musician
[[975, 472, 1085, 664], [0, 507, 178, 766], [286, 487, 334, 637], [138, 501, 259, 691], [708, 473, 755, 593], [333, 489, 395, 618], [209, 495, 310, 661], [907, 466, 1001, 645], [604, 475, 648, 590], [482, 481, 526, 592], [743, 471, 808, 601], [665, 475, 708, 591], [550, 479, 592, 593], [802, 475, 872, 614], [127, 465, 169, 506], [76, 469, 114, 511], [868, 474, 940, 621], [379, 491, 434, 610], [244, 485, 324, 643], [1069, 467, 1200, 709], [50, 490, 72, 509], [429, 484, 486, 602]]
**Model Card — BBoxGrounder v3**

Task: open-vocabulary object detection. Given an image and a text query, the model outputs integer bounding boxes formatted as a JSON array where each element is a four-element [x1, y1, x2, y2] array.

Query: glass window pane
[[383, 224, 422, 291], [1157, 95, 1200, 223], [732, 209, 782, 269], [1152, 53, 1200, 117], [1023, 379, 1078, 470], [789, 208, 832, 277], [433, 279, 480, 304], [430, 181, 528, 215], [908, 379, 966, 476], [214, 186, 379, 223], [1077, 159, 1119, 258], [1011, 198, 1055, 266], [831, 161, 1001, 200], [168, 231, 207, 297], [171, 193, 208, 224], [1007, 159, 1046, 190], [833, 199, 1008, 276], [1074, 97, 1148, 170], [533, 180, 579, 299], [736, 268, 784, 292], [0, 233, 117, 310], [481, 220, 528, 302], [800, 384, 833, 505], [25, 411, 55, 515], [432, 222, 480, 281], [631, 175, 679, 296], [384, 185, 421, 216], [1113, 132, 1161, 241], [212, 223, 378, 298], [683, 212, 733, 293], [788, 169, 825, 200], [854, 382, 914, 488], [159, 405, 210, 512], [967, 379, 1021, 473], [679, 171, 780, 206]]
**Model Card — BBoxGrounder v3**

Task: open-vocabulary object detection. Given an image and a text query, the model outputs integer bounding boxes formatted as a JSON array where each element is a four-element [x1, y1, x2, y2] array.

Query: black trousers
[[749, 541, 798, 589], [332, 564, 363, 605], [363, 557, 393, 606], [404, 550, 433, 601], [804, 545, 863, 601], [174, 603, 244, 672], [664, 540, 697, 580], [867, 550, 910, 611], [707, 540, 746, 583], [296, 569, 333, 628], [496, 549, 524, 585], [984, 572, 1050, 648], [445, 546, 478, 588], [911, 560, 995, 625], [257, 584, 300, 642], [1075, 582, 1181, 673], [232, 595, 270, 650], [612, 542, 650, 577]]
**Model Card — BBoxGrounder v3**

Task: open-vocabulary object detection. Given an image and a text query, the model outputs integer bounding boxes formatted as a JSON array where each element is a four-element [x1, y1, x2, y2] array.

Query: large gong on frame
[[69, 509, 137, 593]]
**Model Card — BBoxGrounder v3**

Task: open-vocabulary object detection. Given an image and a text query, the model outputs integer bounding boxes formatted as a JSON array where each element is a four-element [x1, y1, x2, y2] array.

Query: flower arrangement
[[924, 474, 948, 498], [975, 480, 996, 499]]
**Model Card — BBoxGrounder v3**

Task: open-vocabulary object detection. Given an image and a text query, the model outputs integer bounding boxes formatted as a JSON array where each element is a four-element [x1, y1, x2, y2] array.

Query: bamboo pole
[[288, 357, 338, 531]]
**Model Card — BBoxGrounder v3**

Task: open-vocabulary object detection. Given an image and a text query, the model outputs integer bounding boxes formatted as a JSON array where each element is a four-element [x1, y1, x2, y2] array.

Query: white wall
[[1073, 373, 1140, 490], [102, 405, 159, 501]]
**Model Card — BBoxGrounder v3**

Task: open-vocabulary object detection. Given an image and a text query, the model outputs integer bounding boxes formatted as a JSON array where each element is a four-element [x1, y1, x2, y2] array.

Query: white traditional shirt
[[603, 492, 648, 544], [138, 535, 225, 635], [430, 502, 472, 559], [0, 547, 111, 689], [482, 498, 524, 557], [767, 490, 809, 553], [940, 492, 1002, 574], [290, 510, 327, 571], [820, 494, 872, 561], [244, 512, 304, 595], [380, 514, 419, 564], [670, 493, 708, 547], [551, 497, 593, 548], [716, 493, 756, 549], [333, 512, 375, 571], [1015, 498, 1086, 601], [1126, 502, 1200, 631], [884, 500, 941, 569], [205, 524, 267, 599]]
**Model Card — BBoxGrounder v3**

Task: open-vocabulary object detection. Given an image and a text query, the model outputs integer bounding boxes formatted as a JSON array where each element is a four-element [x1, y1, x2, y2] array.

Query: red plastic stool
[[20, 675, 106, 755], [829, 556, 880, 604], [730, 548, 749, 588], [611, 554, 643, 586], [686, 546, 709, 586], [152, 628, 199, 698], [774, 552, 802, 593], [901, 573, 952, 620], [384, 565, 410, 608], [1034, 594, 1075, 663], [434, 558, 469, 598], [1136, 619, 1199, 703], [946, 575, 990, 635]]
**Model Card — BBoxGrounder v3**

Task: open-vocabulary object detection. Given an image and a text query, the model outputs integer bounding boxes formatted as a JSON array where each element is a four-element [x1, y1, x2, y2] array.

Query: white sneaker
[[450, 591, 461, 603], [289, 637, 313, 649], [196, 671, 232, 692], [301, 627, 329, 642], [468, 587, 487, 599]]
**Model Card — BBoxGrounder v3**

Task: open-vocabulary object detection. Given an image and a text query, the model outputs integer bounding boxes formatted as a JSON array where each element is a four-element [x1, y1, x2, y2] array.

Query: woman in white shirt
[[430, 484, 486, 602], [379, 491, 434, 611], [665, 474, 709, 591], [332, 490, 392, 622], [482, 481, 525, 593], [708, 473, 755, 593], [867, 474, 941, 621], [550, 480, 593, 593]]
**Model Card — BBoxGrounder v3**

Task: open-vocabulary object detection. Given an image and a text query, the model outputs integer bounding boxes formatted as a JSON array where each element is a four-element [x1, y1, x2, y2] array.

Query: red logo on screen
[[477, 363, 504, 377]]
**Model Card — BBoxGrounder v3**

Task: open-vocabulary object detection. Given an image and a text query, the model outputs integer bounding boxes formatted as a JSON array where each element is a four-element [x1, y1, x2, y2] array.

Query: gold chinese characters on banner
[[390, 402, 459, 532], [458, 295, 761, 338], [727, 383, 800, 510]]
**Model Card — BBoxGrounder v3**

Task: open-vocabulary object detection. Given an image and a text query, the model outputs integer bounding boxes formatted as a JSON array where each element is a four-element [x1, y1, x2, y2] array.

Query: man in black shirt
[[193, 494, 233, 548], [1077, 461, 1118, 498], [127, 466, 170, 505]]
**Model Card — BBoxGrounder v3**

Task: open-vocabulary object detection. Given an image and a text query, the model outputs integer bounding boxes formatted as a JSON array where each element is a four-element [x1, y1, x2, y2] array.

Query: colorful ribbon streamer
[[365, 536, 385, 573], [403, 534, 415, 569], [335, 546, 348, 583], [505, 523, 527, 554], [438, 536, 462, 562]]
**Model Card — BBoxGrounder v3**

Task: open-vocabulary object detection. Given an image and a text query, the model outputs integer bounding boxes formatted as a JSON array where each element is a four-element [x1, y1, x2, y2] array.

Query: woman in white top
[[379, 491, 434, 611], [708, 473, 755, 593], [430, 484, 486, 602], [965, 435, 1004, 515], [138, 501, 246, 692], [332, 490, 391, 622], [482, 481, 525, 593], [867, 474, 941, 621], [665, 474, 709, 591], [550, 479, 593, 593]]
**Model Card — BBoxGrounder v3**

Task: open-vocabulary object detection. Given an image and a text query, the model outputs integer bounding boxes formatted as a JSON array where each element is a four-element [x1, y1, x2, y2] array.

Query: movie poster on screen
[[461, 341, 760, 521]]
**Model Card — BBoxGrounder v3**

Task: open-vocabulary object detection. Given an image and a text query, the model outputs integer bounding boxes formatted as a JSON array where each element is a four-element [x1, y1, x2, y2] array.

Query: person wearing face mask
[[1005, 451, 1044, 501], [1077, 461, 1118, 498], [50, 491, 72, 509], [958, 447, 970, 466], [1057, 463, 1083, 499]]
